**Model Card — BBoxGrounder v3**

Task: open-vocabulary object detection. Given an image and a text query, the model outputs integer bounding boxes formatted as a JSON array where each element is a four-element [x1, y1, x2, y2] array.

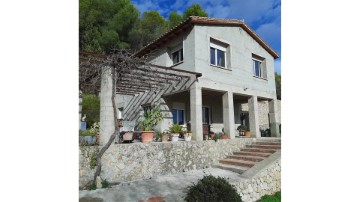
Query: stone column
[[99, 66, 115, 146], [222, 91, 235, 139], [190, 82, 203, 141], [248, 95, 260, 138], [269, 99, 280, 137]]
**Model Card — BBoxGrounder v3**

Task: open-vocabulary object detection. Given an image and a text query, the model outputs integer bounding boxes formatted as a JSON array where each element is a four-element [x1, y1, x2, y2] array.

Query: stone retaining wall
[[234, 159, 281, 202], [79, 146, 99, 187], [79, 138, 256, 187]]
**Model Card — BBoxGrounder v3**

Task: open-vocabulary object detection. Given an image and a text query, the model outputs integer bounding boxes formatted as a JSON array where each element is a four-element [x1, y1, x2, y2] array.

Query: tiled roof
[[135, 16, 279, 59]]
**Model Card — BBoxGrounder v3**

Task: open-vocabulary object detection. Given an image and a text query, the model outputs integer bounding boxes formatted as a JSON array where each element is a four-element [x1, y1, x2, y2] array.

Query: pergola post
[[99, 66, 115, 146]]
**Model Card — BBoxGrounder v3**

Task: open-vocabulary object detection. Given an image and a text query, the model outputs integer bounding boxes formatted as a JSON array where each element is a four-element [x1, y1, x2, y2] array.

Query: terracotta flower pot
[[220, 134, 229, 139], [141, 131, 154, 143], [244, 131, 251, 137], [161, 134, 169, 142]]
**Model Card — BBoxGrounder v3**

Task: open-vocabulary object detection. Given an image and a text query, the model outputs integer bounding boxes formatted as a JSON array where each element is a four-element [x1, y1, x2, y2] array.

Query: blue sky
[[130, 0, 281, 74]]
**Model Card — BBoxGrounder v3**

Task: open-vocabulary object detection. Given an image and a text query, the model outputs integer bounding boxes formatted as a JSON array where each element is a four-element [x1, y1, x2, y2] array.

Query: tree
[[183, 3, 208, 19], [79, 0, 139, 53], [129, 11, 169, 50], [169, 11, 183, 28], [275, 73, 281, 100]]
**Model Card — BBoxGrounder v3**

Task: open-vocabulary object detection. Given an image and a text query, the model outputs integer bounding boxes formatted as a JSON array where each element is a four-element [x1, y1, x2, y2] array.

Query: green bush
[[257, 191, 281, 202], [88, 182, 97, 190], [101, 179, 109, 188], [82, 93, 100, 128], [185, 175, 242, 202]]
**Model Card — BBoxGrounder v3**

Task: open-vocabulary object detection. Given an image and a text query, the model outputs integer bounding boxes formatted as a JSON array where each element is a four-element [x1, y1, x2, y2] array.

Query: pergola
[[79, 51, 202, 95]]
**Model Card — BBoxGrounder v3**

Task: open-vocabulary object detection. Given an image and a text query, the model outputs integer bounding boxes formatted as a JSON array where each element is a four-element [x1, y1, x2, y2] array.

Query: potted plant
[[169, 124, 183, 142], [218, 132, 229, 139], [237, 125, 246, 136], [213, 133, 220, 142], [79, 122, 99, 145], [209, 131, 215, 140], [184, 131, 192, 141], [161, 131, 170, 142], [244, 125, 251, 137], [122, 131, 134, 142], [137, 106, 163, 143]]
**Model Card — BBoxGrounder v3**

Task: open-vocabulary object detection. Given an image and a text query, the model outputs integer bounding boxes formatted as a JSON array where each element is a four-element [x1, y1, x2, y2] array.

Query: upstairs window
[[210, 40, 228, 68], [252, 54, 266, 79], [171, 46, 183, 65]]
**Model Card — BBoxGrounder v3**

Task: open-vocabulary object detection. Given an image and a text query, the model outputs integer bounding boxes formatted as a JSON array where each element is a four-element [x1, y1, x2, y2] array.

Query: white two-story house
[[115, 16, 280, 141]]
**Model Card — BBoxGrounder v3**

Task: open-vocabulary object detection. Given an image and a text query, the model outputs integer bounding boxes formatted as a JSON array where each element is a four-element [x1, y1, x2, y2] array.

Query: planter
[[123, 132, 134, 141], [210, 133, 215, 140], [239, 130, 245, 136], [184, 136, 192, 141], [184, 132, 192, 141], [220, 134, 229, 139], [171, 133, 179, 142], [244, 131, 251, 137], [141, 131, 154, 143], [79, 136, 96, 145], [161, 134, 169, 142]]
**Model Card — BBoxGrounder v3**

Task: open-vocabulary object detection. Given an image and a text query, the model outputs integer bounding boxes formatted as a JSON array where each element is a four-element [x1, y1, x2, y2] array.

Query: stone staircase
[[215, 139, 281, 174]]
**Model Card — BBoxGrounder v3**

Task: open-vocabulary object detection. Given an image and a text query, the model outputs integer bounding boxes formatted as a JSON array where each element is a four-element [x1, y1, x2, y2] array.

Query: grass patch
[[257, 191, 281, 202]]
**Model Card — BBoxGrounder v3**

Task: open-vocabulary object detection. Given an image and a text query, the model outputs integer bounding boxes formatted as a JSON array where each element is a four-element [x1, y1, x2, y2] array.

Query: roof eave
[[135, 16, 280, 59]]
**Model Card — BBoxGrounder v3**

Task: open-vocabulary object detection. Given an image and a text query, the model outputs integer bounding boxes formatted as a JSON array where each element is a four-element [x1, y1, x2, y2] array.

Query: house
[[114, 16, 280, 141]]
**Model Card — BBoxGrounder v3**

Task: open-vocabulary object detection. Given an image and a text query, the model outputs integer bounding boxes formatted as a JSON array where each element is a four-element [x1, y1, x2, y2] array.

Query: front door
[[240, 112, 249, 128]]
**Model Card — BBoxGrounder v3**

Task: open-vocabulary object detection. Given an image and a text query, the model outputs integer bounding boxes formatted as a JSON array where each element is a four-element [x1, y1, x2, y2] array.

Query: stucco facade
[[110, 17, 280, 143]]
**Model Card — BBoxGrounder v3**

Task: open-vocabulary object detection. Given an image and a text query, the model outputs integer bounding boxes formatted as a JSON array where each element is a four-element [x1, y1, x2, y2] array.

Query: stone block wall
[[234, 159, 281, 202], [79, 138, 256, 187], [241, 100, 281, 130], [79, 146, 99, 187]]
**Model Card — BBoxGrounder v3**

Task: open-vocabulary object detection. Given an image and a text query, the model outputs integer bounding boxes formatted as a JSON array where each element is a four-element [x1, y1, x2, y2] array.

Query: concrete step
[[233, 151, 273, 157], [219, 159, 256, 168], [213, 164, 248, 174], [254, 142, 281, 146], [227, 155, 265, 162], [241, 148, 278, 153], [246, 144, 281, 150]]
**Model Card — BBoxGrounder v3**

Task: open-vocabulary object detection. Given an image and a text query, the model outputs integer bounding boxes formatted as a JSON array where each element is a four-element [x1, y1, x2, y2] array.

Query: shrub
[[257, 191, 281, 202], [88, 182, 97, 190], [101, 179, 109, 188], [185, 175, 242, 202], [82, 93, 100, 128]]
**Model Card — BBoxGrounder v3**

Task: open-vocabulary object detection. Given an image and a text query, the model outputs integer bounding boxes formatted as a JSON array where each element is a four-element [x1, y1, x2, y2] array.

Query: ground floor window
[[172, 109, 184, 125]]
